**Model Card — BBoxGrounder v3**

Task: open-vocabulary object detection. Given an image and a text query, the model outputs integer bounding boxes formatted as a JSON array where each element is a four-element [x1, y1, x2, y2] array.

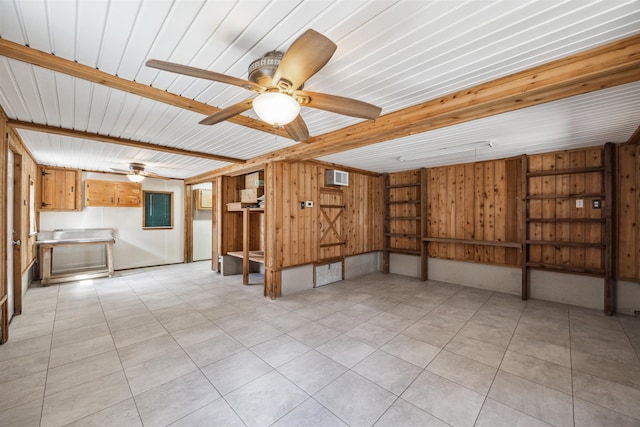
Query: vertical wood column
[[184, 185, 193, 263], [264, 162, 281, 298], [521, 155, 529, 300], [382, 173, 390, 273], [0, 117, 8, 343], [420, 168, 429, 281], [242, 208, 250, 285], [604, 142, 615, 315]]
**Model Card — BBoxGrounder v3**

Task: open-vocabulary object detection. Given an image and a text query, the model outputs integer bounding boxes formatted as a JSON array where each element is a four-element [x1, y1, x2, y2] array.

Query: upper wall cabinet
[[85, 179, 142, 207], [39, 167, 82, 211]]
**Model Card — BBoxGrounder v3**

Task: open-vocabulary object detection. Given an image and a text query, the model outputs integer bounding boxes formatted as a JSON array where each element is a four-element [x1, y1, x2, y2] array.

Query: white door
[[6, 150, 14, 319]]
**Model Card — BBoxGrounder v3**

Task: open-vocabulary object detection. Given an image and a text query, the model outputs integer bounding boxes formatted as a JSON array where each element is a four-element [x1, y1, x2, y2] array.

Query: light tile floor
[[1, 262, 639, 426]]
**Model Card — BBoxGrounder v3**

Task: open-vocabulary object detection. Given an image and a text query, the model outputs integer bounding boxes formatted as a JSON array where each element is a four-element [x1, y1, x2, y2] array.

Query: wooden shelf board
[[227, 250, 265, 264]]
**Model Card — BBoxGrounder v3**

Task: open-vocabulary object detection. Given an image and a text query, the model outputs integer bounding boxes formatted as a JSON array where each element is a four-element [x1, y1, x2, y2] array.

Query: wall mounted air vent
[[326, 169, 349, 186]]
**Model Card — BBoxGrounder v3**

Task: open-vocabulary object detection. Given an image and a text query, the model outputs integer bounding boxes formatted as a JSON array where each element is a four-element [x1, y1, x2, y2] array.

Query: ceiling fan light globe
[[127, 174, 145, 183], [253, 92, 300, 126]]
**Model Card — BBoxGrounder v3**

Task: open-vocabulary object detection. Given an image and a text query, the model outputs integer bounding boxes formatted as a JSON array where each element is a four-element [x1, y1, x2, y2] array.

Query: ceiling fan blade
[[146, 59, 262, 92], [284, 115, 310, 142], [109, 168, 130, 174], [298, 90, 382, 120], [199, 98, 255, 126], [272, 29, 337, 91]]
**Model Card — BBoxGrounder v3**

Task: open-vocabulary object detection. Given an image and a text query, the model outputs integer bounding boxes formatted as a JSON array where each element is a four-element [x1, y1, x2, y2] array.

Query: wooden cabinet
[[195, 189, 212, 209], [39, 167, 82, 211], [84, 180, 142, 207]]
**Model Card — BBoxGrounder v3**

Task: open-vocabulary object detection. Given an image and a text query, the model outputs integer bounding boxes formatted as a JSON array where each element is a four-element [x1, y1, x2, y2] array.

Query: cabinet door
[[115, 183, 142, 207], [85, 180, 115, 206], [40, 168, 80, 211]]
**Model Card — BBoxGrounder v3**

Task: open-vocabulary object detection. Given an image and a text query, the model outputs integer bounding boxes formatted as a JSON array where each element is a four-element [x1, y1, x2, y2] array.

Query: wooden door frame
[[11, 151, 23, 315], [0, 137, 8, 343]]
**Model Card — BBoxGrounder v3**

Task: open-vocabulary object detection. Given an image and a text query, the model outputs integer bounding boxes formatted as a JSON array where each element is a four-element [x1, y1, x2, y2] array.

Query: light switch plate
[[576, 199, 583, 208]]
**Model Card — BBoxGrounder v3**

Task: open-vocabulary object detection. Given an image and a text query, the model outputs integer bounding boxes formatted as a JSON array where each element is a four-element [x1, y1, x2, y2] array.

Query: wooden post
[[603, 142, 615, 315], [382, 173, 390, 273], [242, 208, 250, 285], [420, 168, 429, 281], [184, 184, 193, 263], [521, 155, 529, 300]]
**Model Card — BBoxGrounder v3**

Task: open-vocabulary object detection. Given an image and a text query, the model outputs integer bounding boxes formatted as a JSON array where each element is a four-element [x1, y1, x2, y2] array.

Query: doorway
[[6, 150, 22, 320], [192, 182, 213, 261]]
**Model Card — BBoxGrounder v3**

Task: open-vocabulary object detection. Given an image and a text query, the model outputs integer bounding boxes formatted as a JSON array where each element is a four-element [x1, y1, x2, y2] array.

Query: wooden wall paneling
[[420, 168, 428, 280], [220, 176, 243, 254], [570, 150, 586, 269], [505, 159, 520, 266], [528, 155, 543, 264], [473, 163, 485, 262], [454, 165, 465, 261], [521, 155, 529, 299], [463, 163, 475, 261], [383, 173, 390, 272], [603, 143, 615, 315], [305, 162, 316, 262], [437, 167, 449, 258], [444, 166, 455, 258], [264, 162, 280, 298], [617, 144, 638, 280], [494, 160, 506, 264], [541, 154, 557, 265], [483, 161, 496, 262], [428, 169, 438, 258], [184, 185, 193, 263], [585, 149, 604, 271], [0, 112, 8, 343], [212, 179, 220, 272], [555, 153, 571, 267]]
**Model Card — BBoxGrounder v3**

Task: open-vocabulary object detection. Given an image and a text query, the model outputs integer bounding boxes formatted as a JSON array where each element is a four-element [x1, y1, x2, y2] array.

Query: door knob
[[12, 240, 21, 247]]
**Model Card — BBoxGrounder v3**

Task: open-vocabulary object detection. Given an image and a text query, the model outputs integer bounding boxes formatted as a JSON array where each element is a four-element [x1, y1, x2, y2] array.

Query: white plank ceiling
[[0, 0, 639, 179]]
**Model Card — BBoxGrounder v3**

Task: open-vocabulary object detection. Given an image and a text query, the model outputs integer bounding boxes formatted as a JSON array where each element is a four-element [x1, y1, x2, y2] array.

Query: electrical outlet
[[305, 200, 314, 208], [592, 199, 601, 209], [576, 199, 583, 208]]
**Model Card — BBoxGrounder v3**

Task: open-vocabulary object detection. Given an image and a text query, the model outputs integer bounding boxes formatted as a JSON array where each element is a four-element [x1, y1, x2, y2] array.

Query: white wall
[[389, 254, 640, 315], [281, 252, 381, 295], [39, 172, 184, 270], [192, 183, 212, 261]]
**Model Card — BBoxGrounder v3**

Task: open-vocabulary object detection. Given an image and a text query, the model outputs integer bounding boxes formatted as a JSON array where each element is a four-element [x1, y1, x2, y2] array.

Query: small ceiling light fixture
[[127, 173, 145, 183], [252, 92, 301, 127]]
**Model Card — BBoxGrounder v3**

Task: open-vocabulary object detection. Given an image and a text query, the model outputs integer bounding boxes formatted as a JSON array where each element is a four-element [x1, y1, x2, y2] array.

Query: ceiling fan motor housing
[[248, 51, 289, 88], [129, 163, 145, 174]]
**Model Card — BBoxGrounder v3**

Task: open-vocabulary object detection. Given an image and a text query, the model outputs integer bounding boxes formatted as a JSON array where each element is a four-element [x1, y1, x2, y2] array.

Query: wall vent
[[326, 169, 349, 186]]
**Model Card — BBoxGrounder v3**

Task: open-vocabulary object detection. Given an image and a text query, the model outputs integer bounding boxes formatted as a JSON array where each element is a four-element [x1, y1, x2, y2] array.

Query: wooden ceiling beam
[[8, 120, 246, 164], [191, 33, 640, 179], [0, 38, 287, 138]]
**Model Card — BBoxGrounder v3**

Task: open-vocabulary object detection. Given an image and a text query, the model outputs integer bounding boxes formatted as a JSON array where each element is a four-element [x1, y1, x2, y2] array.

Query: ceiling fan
[[110, 163, 160, 182], [146, 29, 382, 141]]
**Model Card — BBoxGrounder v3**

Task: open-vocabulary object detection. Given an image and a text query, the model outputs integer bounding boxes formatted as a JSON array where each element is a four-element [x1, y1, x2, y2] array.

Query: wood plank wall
[[267, 161, 383, 270], [618, 143, 640, 282], [342, 171, 384, 257], [219, 175, 244, 255], [388, 170, 421, 253], [423, 158, 521, 265], [526, 148, 605, 273], [7, 128, 38, 272], [388, 144, 640, 282]]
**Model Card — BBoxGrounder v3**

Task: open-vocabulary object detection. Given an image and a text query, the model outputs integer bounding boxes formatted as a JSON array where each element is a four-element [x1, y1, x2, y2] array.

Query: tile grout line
[[469, 293, 526, 427]]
